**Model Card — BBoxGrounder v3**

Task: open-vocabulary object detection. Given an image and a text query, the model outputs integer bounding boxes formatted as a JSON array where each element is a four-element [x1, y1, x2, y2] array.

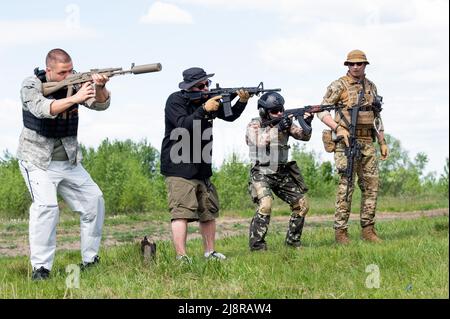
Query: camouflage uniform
[[246, 118, 310, 250], [317, 73, 382, 230]]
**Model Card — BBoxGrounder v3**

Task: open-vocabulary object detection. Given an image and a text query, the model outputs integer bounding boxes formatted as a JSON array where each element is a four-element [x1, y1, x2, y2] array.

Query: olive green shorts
[[165, 176, 220, 222]]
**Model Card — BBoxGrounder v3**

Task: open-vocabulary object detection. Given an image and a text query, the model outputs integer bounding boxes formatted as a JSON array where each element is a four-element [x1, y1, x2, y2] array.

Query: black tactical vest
[[22, 69, 79, 138]]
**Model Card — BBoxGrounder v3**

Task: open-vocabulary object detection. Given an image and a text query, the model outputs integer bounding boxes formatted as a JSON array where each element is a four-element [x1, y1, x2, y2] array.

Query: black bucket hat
[[178, 67, 214, 90]]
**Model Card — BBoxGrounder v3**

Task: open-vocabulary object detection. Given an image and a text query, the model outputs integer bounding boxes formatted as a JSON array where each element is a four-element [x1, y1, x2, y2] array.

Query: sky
[[0, 0, 448, 176]]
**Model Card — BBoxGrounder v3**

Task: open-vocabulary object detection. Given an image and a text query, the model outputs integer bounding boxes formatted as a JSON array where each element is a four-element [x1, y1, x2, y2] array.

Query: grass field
[[0, 215, 448, 299]]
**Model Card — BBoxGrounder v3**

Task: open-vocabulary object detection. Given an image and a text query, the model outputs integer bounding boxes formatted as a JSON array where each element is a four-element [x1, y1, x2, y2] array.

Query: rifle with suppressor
[[262, 104, 344, 135], [187, 82, 281, 117], [41, 62, 162, 106]]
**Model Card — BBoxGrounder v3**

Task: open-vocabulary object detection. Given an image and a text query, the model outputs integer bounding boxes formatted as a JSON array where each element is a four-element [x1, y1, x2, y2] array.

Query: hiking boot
[[362, 225, 382, 242], [335, 228, 350, 245], [176, 255, 193, 264], [32, 266, 50, 281], [80, 255, 100, 271], [204, 251, 226, 260]]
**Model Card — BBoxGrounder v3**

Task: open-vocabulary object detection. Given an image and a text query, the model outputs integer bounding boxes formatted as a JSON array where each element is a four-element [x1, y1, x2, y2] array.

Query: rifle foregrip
[[131, 63, 162, 74]]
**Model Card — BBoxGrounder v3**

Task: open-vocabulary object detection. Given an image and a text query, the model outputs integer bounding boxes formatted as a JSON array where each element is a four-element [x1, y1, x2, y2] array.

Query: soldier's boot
[[361, 225, 382, 242], [249, 213, 270, 251], [335, 228, 350, 245], [285, 215, 305, 248]]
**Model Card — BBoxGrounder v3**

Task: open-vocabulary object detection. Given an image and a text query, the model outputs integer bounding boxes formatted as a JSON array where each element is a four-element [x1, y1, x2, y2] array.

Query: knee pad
[[291, 196, 309, 217], [258, 196, 273, 215]]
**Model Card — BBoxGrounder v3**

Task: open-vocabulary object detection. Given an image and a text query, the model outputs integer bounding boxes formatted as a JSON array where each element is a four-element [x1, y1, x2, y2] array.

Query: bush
[[81, 139, 167, 214], [290, 143, 337, 197], [211, 153, 253, 210], [0, 151, 30, 219]]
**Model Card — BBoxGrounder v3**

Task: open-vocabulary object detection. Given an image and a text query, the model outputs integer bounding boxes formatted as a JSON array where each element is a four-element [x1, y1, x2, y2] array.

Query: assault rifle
[[340, 82, 368, 202], [187, 82, 281, 117], [42, 63, 162, 105], [343, 105, 361, 201], [262, 104, 344, 135]]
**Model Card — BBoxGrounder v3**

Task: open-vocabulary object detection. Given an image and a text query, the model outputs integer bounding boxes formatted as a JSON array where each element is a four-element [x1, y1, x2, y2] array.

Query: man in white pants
[[17, 48, 111, 280]]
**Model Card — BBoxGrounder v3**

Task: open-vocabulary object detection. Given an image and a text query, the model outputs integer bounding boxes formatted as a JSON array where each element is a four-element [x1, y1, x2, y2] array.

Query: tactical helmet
[[344, 49, 369, 65], [257, 92, 285, 118]]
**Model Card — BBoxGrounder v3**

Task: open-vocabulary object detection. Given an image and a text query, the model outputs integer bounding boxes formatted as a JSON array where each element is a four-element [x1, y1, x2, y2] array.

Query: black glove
[[278, 116, 292, 131]]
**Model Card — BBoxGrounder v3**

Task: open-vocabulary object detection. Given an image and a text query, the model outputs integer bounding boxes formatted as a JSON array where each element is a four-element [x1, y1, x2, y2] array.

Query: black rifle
[[262, 104, 344, 135], [341, 83, 366, 202], [187, 82, 281, 117], [344, 105, 361, 201]]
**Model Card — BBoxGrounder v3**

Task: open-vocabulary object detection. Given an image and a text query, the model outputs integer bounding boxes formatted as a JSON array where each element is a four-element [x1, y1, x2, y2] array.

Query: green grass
[[0, 216, 447, 299]]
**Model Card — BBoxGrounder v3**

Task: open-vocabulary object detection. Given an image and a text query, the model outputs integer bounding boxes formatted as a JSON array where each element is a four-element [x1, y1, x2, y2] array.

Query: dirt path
[[0, 208, 447, 257]]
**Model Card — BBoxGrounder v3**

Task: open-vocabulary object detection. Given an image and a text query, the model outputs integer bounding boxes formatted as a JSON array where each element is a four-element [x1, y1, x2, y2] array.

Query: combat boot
[[249, 213, 270, 251], [361, 225, 382, 242], [335, 228, 350, 245], [285, 215, 305, 248]]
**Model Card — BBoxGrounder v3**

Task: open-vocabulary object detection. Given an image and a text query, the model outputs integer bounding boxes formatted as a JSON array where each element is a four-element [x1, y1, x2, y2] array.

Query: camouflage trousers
[[334, 140, 379, 230], [248, 162, 309, 250]]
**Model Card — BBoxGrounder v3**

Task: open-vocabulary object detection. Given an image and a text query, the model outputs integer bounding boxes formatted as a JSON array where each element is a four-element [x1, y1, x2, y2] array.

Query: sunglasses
[[269, 108, 284, 114], [347, 62, 364, 67], [193, 80, 212, 90]]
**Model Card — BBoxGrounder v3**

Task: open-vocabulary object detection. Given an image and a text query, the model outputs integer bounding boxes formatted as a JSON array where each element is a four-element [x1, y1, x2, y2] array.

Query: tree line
[[0, 134, 448, 219]]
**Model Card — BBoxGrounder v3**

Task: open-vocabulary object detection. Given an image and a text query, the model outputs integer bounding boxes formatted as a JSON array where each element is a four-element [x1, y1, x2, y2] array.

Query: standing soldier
[[246, 92, 313, 251], [17, 48, 110, 280], [317, 49, 389, 244]]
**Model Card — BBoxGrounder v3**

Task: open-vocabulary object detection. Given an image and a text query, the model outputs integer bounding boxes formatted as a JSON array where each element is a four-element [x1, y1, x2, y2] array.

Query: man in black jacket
[[160, 67, 252, 261]]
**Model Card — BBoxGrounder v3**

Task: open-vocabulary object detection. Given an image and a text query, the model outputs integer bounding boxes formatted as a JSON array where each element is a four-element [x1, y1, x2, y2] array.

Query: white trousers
[[19, 160, 105, 270]]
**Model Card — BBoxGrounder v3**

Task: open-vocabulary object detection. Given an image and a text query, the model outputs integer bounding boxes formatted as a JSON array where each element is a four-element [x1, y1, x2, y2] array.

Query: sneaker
[[176, 255, 193, 264], [204, 251, 226, 260], [32, 266, 50, 281], [80, 255, 100, 271]]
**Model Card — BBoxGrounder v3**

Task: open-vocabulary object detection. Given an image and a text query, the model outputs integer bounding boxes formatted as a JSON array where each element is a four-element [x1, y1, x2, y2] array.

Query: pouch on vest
[[286, 161, 308, 193], [322, 129, 336, 153]]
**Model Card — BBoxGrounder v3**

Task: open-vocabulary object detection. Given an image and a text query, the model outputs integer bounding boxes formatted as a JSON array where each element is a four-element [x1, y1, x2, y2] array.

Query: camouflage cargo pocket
[[286, 161, 309, 193], [334, 149, 348, 174], [322, 129, 336, 153]]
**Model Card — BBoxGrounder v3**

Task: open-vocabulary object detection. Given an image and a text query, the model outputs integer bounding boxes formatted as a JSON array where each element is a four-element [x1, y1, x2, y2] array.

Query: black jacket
[[160, 91, 247, 179]]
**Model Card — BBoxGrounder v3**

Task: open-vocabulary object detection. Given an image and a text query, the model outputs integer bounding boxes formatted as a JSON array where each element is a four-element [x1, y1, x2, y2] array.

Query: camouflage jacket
[[246, 117, 310, 171], [317, 73, 383, 130], [16, 75, 111, 170]]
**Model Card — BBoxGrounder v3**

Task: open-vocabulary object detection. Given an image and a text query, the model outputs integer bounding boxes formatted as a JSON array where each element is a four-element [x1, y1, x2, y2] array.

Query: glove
[[278, 116, 292, 132], [237, 89, 251, 103], [203, 95, 222, 112], [379, 140, 389, 160], [336, 125, 350, 147]]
